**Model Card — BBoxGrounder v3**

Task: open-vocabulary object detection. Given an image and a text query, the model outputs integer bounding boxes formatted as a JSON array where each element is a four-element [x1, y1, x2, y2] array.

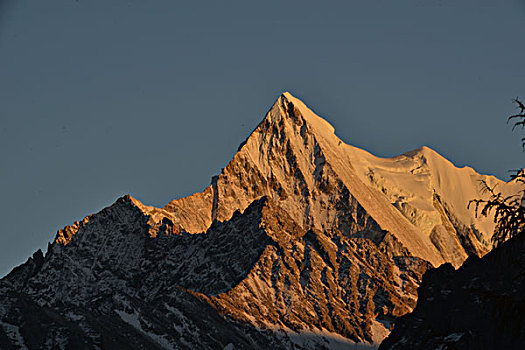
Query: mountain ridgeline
[[0, 93, 518, 349]]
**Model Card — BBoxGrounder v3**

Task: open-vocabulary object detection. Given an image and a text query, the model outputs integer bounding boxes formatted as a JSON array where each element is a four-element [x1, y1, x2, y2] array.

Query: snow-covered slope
[[1, 92, 521, 349]]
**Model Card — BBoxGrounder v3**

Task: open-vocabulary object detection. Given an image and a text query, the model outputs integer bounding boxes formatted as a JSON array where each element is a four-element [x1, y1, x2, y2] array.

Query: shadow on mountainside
[[1, 195, 424, 348], [379, 229, 525, 350]]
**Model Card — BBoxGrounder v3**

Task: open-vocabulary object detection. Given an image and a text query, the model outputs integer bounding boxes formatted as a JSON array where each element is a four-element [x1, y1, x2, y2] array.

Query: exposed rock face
[[0, 93, 519, 349], [208, 199, 431, 343], [0, 198, 294, 349], [0, 196, 425, 349], [379, 231, 525, 350]]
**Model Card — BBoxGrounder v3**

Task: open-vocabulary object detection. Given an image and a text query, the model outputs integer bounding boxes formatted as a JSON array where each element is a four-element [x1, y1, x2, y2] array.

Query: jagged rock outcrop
[[1, 196, 425, 348], [0, 198, 296, 349], [379, 231, 525, 350], [1, 92, 520, 349]]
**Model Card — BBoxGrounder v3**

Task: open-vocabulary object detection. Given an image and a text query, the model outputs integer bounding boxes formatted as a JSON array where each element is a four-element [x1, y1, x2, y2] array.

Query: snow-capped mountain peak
[[1, 93, 521, 349]]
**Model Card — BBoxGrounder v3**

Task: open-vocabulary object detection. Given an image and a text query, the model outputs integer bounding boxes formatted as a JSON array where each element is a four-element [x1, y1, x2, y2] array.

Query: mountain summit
[[162, 92, 508, 266], [0, 93, 519, 349]]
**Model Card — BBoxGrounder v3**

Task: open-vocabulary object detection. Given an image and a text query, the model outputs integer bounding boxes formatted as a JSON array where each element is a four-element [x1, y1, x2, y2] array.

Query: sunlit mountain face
[[1, 93, 520, 349]]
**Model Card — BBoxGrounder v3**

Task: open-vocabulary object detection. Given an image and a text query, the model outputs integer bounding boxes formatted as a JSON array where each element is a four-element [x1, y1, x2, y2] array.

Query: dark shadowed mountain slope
[[379, 231, 525, 350]]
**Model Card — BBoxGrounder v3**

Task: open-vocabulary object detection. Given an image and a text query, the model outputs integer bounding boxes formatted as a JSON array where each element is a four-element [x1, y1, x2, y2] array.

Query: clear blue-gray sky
[[1, 0, 524, 277]]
